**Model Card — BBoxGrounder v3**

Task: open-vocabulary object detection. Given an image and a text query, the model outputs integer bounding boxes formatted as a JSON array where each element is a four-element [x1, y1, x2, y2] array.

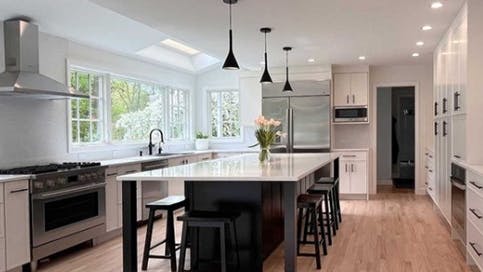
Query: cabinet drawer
[[340, 152, 367, 161], [118, 164, 141, 175], [468, 187, 483, 232], [468, 171, 483, 195], [467, 220, 483, 270]]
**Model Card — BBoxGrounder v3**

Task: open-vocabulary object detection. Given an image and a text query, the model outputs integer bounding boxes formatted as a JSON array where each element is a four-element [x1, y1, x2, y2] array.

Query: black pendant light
[[260, 27, 273, 84], [282, 47, 293, 92], [222, 0, 240, 70]]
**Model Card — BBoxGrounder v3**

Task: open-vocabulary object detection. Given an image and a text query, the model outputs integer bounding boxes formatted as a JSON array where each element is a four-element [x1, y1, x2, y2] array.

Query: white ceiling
[[0, 0, 465, 71]]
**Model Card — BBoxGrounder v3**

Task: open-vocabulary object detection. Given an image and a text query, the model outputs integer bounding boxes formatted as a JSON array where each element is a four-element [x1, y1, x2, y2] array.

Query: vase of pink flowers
[[250, 116, 285, 163]]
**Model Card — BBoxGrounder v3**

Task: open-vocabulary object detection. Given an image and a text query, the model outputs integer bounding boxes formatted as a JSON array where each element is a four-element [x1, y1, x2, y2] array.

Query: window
[[110, 77, 189, 142], [68, 67, 191, 147], [70, 70, 104, 144], [208, 89, 240, 138]]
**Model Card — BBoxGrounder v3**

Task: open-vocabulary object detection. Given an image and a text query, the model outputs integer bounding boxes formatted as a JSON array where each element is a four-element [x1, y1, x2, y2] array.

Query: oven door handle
[[32, 183, 106, 200], [451, 180, 466, 191]]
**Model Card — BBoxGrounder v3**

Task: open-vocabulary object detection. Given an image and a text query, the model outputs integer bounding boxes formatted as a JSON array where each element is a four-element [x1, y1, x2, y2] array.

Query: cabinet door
[[105, 171, 119, 232], [339, 162, 351, 194], [4, 180, 30, 270], [350, 161, 367, 194], [333, 73, 351, 106], [350, 73, 368, 105], [452, 115, 466, 160]]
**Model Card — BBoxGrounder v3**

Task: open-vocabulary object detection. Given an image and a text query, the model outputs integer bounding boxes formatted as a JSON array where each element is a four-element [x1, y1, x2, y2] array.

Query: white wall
[[369, 64, 434, 194], [0, 25, 196, 168]]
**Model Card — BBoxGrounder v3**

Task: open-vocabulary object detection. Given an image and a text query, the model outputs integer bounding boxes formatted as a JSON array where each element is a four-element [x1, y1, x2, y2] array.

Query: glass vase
[[259, 147, 271, 164]]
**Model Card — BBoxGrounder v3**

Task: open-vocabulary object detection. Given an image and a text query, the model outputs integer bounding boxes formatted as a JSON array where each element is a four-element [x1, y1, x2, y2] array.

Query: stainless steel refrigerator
[[262, 80, 331, 153]]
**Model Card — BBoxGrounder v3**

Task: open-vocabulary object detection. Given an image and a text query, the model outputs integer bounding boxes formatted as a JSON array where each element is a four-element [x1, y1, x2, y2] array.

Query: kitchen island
[[118, 152, 340, 272]]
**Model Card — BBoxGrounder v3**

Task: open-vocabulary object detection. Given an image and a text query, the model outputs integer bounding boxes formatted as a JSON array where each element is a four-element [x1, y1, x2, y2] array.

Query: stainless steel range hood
[[0, 19, 88, 99]]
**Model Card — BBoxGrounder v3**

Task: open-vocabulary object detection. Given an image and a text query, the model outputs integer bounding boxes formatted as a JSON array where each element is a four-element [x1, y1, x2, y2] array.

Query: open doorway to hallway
[[377, 86, 415, 192]]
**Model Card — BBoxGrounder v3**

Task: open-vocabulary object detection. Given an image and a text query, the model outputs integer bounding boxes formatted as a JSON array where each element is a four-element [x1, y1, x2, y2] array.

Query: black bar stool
[[142, 196, 186, 271], [307, 183, 337, 245], [315, 177, 342, 223], [177, 210, 241, 272], [297, 194, 327, 269]]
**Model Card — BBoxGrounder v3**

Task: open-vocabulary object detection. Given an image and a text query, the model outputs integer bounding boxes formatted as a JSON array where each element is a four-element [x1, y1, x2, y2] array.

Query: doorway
[[376, 86, 415, 192]]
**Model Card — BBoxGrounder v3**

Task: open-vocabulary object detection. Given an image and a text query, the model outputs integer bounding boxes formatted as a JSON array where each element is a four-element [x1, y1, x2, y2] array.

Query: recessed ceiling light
[[307, 58, 315, 63], [358, 56, 366, 60], [416, 41, 424, 46], [412, 53, 420, 57], [161, 39, 200, 55], [431, 1, 443, 9], [422, 25, 433, 31]]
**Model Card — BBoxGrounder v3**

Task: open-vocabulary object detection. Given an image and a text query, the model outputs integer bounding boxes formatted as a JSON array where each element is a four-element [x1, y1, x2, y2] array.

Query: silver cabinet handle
[[351, 164, 354, 172], [106, 172, 118, 177], [346, 95, 349, 104], [352, 94, 355, 104], [342, 155, 357, 158], [10, 188, 28, 194], [470, 208, 483, 219], [345, 164, 348, 173]]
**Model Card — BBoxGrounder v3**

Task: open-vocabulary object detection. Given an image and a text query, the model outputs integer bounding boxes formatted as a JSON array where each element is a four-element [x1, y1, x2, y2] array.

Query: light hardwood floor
[[38, 189, 470, 272]]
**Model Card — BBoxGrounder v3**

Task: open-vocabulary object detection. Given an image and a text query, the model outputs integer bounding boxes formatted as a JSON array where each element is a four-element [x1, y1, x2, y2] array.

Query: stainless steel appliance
[[333, 106, 368, 123], [0, 19, 87, 99], [262, 80, 331, 153], [0, 162, 106, 270], [451, 163, 466, 252]]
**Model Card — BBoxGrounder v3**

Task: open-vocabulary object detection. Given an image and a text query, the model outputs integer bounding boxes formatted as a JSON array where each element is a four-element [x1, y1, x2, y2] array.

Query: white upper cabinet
[[333, 73, 368, 106]]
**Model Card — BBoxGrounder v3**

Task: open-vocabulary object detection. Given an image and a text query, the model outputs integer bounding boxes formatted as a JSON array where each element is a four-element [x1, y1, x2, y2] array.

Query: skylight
[[161, 39, 200, 55]]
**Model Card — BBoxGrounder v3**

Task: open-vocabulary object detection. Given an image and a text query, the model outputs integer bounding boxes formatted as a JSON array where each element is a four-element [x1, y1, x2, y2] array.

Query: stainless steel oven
[[333, 106, 368, 123], [31, 182, 105, 248], [451, 163, 466, 251]]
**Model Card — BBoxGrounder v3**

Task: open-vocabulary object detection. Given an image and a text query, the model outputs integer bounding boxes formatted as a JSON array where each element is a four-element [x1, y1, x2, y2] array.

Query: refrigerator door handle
[[286, 108, 291, 152], [289, 108, 294, 153]]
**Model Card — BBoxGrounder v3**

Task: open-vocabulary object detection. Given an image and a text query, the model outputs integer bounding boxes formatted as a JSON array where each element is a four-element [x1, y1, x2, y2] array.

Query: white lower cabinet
[[0, 180, 30, 272], [339, 151, 368, 198], [467, 170, 483, 271]]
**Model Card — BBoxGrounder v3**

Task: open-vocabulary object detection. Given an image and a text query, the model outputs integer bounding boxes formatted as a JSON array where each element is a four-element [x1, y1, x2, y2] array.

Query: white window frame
[[66, 64, 192, 153], [206, 89, 242, 141]]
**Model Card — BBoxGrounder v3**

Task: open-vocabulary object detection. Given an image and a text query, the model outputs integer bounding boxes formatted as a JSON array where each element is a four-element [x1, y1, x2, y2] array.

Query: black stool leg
[[323, 193, 332, 246], [303, 209, 310, 243], [229, 220, 240, 270], [178, 222, 189, 272], [329, 190, 338, 234], [142, 209, 156, 270], [311, 207, 321, 269], [219, 223, 227, 272], [317, 204, 328, 256], [297, 208, 303, 255], [336, 182, 342, 223], [166, 210, 177, 272]]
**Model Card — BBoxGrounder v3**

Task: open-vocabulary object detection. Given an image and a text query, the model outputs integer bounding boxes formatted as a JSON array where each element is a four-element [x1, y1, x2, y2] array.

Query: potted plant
[[195, 131, 210, 150]]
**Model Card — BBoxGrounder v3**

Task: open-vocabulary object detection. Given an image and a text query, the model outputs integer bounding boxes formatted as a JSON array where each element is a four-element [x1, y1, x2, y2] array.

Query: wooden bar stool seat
[[142, 196, 186, 271], [177, 210, 241, 272]]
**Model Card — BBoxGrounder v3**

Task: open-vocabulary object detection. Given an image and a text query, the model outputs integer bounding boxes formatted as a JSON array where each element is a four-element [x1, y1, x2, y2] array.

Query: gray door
[[290, 96, 330, 151], [262, 97, 289, 149]]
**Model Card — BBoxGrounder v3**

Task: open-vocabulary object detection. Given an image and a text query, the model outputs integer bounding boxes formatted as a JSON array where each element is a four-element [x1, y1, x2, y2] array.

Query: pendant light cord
[[286, 51, 289, 80], [229, 2, 232, 30]]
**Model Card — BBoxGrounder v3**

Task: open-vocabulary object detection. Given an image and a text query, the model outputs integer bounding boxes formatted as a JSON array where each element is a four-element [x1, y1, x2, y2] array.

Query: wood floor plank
[[38, 190, 470, 272]]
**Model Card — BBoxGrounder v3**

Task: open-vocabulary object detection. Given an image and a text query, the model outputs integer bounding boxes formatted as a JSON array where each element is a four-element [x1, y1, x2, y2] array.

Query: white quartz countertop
[[117, 153, 340, 182], [100, 148, 257, 167], [0, 175, 31, 183]]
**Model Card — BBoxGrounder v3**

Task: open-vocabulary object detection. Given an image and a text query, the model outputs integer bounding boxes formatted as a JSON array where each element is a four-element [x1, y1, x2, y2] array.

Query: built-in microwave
[[333, 106, 368, 123]]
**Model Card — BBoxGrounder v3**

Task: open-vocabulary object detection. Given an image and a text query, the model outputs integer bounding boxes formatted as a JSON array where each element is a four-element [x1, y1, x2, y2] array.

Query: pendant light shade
[[222, 0, 240, 70], [283, 47, 293, 92], [260, 27, 273, 84]]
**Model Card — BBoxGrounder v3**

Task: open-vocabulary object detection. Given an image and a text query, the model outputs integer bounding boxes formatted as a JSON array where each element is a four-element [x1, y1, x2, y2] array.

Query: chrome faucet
[[148, 129, 164, 155]]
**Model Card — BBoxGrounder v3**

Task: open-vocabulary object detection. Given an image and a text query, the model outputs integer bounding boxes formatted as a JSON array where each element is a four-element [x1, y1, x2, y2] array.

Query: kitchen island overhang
[[118, 153, 340, 272]]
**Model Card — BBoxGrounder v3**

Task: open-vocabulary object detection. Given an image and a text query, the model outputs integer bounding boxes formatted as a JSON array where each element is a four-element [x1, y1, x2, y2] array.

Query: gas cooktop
[[0, 162, 102, 175]]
